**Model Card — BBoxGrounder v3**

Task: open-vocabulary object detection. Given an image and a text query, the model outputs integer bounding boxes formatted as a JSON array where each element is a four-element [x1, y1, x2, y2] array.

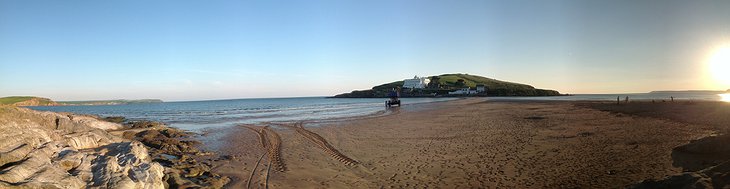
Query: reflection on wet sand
[[719, 93, 730, 102]]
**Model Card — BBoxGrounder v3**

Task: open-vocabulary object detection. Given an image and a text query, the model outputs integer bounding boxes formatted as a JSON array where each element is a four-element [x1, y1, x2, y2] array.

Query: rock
[[184, 167, 205, 177], [1, 105, 227, 189], [0, 142, 63, 183], [88, 142, 165, 189], [54, 149, 85, 171], [129, 120, 164, 129], [165, 170, 198, 189], [135, 129, 199, 155], [71, 115, 124, 130], [160, 128, 190, 138], [130, 126, 229, 188], [102, 116, 126, 124], [0, 105, 165, 189], [64, 131, 114, 149], [0, 143, 33, 166], [122, 131, 137, 140]]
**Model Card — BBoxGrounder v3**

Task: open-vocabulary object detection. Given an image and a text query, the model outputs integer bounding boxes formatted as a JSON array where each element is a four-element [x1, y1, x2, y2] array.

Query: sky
[[1, 0, 730, 101]]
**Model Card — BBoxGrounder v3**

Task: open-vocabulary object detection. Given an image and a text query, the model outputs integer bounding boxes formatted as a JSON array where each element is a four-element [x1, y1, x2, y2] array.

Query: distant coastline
[[58, 99, 163, 106], [0, 96, 163, 106], [649, 90, 727, 94]]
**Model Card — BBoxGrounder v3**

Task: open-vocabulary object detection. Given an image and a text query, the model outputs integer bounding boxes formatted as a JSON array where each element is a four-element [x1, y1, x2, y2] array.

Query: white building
[[402, 76, 430, 89], [448, 87, 478, 95], [476, 84, 486, 93]]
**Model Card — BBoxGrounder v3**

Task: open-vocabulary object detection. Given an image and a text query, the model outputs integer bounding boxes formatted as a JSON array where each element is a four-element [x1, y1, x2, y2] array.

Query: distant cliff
[[0, 96, 163, 106], [0, 96, 59, 106], [333, 73, 561, 98], [59, 99, 163, 106]]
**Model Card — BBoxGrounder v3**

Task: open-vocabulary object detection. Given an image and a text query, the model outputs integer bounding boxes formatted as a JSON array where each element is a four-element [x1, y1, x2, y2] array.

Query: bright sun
[[709, 46, 730, 86]]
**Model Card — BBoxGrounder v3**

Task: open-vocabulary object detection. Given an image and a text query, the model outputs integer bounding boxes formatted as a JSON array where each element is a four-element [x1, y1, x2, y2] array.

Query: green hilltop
[[334, 73, 561, 98], [59, 99, 163, 105], [0, 96, 57, 106], [0, 96, 163, 106]]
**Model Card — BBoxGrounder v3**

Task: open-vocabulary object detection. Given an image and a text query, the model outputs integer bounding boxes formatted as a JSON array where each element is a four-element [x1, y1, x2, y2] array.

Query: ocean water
[[26, 91, 729, 131], [27, 97, 454, 131]]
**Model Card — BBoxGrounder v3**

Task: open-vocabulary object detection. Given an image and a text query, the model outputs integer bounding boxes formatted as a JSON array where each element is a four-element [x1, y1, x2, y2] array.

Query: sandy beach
[[208, 98, 727, 188]]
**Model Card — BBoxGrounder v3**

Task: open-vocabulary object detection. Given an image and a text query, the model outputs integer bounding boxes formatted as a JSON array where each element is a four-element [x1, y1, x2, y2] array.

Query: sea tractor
[[386, 88, 401, 107]]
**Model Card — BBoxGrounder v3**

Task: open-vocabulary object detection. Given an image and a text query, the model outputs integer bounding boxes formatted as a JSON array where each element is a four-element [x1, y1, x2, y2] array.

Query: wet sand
[[210, 98, 723, 188]]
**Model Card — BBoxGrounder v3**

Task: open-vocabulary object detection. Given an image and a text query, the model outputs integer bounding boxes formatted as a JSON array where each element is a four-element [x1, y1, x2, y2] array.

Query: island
[[333, 73, 562, 98]]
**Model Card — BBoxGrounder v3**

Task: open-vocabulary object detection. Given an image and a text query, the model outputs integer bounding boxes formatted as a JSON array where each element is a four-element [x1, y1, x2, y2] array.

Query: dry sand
[[209, 98, 724, 188]]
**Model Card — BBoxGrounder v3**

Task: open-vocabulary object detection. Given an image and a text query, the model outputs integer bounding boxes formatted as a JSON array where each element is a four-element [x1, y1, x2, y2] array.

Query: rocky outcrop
[[0, 105, 164, 189], [126, 121, 230, 188], [69, 115, 125, 130]]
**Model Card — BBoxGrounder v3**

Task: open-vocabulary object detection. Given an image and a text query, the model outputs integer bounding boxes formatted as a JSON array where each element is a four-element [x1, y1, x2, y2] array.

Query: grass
[[58, 99, 163, 105], [335, 73, 561, 97], [438, 73, 535, 90], [373, 73, 538, 91], [0, 96, 41, 105], [0, 96, 57, 106], [0, 96, 162, 106]]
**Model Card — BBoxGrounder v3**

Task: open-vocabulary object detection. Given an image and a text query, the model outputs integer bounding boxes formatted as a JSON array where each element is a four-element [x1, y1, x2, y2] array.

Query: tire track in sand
[[285, 122, 359, 166], [242, 125, 286, 189], [262, 126, 286, 172]]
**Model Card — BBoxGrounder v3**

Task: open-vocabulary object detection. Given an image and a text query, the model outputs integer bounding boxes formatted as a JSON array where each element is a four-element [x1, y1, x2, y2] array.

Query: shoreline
[[194, 98, 463, 156], [25, 97, 460, 132], [211, 98, 728, 188], [5, 98, 729, 188]]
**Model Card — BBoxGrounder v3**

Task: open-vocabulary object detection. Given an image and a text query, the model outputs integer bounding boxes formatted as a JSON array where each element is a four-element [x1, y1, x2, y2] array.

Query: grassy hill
[[0, 96, 58, 106], [334, 73, 561, 98], [0, 96, 163, 106], [59, 99, 163, 105]]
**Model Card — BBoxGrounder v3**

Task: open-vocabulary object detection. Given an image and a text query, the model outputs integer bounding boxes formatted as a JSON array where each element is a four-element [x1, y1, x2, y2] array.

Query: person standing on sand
[[625, 96, 629, 103]]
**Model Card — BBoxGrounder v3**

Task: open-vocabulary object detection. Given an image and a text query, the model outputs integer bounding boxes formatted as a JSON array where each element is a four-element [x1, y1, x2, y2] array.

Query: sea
[[28, 97, 454, 131], [27, 91, 729, 131]]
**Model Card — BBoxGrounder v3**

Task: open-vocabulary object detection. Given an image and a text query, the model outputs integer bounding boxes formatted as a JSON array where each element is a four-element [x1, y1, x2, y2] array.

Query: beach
[[211, 98, 726, 188], [5, 97, 730, 188]]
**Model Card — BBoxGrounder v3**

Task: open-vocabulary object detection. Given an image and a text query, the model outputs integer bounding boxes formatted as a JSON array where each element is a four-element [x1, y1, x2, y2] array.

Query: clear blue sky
[[2, 0, 730, 101]]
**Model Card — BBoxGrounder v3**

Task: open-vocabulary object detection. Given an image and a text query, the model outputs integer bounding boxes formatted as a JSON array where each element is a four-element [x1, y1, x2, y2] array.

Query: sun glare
[[709, 46, 730, 86], [719, 93, 730, 102]]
